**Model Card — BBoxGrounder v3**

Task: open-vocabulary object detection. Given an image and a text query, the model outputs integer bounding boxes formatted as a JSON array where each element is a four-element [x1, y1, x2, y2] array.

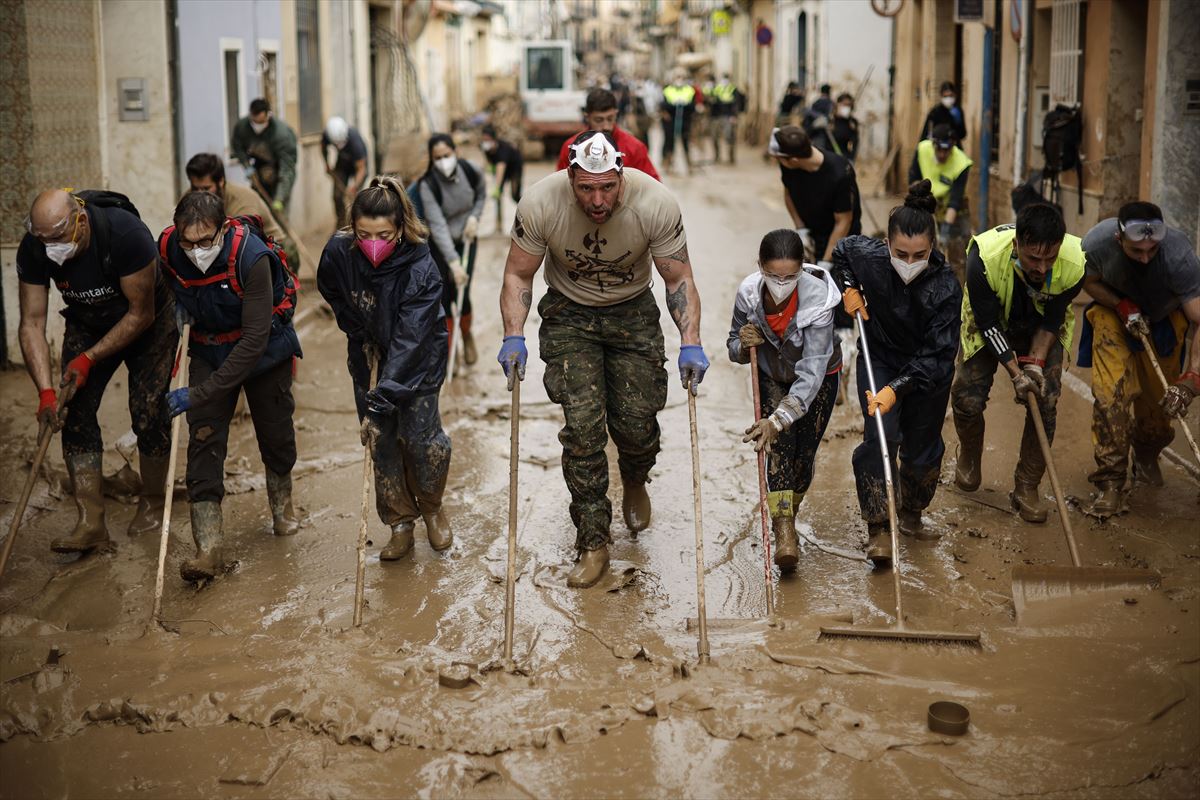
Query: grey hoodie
[[727, 266, 842, 425], [420, 161, 487, 264]]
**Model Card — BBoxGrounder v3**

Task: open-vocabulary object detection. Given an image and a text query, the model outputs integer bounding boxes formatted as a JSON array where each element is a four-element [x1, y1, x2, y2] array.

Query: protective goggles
[[1119, 218, 1166, 242], [23, 193, 84, 238], [933, 139, 954, 150]]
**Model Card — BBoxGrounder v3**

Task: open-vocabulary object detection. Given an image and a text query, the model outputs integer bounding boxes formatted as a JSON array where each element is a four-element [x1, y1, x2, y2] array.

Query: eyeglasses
[[178, 228, 225, 250], [1119, 219, 1166, 243]]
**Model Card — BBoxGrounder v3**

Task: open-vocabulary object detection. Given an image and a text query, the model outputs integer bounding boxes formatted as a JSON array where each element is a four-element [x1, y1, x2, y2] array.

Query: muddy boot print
[[52, 453, 111, 553], [265, 470, 302, 536]]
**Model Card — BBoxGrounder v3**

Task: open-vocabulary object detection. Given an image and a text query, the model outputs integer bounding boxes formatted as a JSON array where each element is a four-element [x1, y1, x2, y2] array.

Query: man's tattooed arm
[[653, 241, 701, 345]]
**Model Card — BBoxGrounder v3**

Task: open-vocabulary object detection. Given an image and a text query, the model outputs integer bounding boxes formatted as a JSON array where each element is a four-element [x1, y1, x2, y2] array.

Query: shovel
[[1010, 396, 1160, 623], [502, 370, 521, 663], [1136, 330, 1200, 470]]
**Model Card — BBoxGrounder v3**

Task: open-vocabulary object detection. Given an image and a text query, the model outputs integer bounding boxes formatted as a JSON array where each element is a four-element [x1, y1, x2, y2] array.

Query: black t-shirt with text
[[17, 206, 165, 331], [322, 127, 368, 180], [779, 148, 863, 251]]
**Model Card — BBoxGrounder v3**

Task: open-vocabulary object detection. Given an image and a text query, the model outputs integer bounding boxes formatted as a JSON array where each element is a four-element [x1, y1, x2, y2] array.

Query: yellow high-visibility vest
[[664, 84, 696, 106], [916, 139, 973, 211]]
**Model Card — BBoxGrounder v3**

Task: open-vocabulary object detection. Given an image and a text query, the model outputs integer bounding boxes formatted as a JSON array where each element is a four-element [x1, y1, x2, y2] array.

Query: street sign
[[870, 0, 904, 17], [955, 0, 984, 23], [711, 9, 731, 36], [755, 23, 773, 47]]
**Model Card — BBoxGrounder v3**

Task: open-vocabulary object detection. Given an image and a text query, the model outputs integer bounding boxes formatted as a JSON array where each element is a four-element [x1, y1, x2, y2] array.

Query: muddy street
[[2, 157, 1198, 799]]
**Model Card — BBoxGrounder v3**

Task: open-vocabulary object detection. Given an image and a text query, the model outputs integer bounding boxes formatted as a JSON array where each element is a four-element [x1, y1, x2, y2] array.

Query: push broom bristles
[[818, 624, 981, 644]]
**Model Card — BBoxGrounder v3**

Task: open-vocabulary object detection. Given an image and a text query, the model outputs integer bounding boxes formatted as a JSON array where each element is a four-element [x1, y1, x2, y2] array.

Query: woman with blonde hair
[[316, 176, 454, 561]]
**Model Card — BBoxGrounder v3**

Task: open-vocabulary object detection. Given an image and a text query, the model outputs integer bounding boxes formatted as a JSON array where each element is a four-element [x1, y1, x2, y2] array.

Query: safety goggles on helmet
[[1119, 218, 1166, 243], [568, 133, 624, 174]]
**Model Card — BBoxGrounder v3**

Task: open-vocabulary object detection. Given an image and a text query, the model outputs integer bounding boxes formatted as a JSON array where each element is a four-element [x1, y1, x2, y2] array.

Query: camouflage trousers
[[539, 288, 668, 551], [1087, 305, 1186, 486], [950, 331, 1063, 487]]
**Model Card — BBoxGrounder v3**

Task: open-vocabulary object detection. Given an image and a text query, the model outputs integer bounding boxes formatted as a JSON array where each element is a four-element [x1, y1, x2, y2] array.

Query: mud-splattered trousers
[[950, 331, 1064, 488], [60, 309, 177, 460], [854, 356, 952, 523], [538, 288, 669, 551], [185, 358, 297, 503], [349, 347, 451, 526], [1087, 305, 1187, 486], [761, 370, 840, 518]]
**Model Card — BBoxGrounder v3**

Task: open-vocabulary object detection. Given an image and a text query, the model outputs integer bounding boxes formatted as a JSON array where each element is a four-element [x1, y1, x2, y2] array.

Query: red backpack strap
[[224, 217, 247, 298]]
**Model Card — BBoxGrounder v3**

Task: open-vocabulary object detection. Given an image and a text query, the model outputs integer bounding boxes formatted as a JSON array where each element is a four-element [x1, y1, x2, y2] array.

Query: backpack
[[1041, 105, 1083, 213], [406, 160, 481, 222], [76, 190, 140, 281]]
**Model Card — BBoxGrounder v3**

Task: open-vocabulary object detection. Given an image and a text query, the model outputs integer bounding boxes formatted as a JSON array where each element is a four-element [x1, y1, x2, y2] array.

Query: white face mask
[[941, 96, 955, 109], [435, 155, 458, 178], [837, 105, 852, 119], [250, 119, 269, 134], [890, 253, 929, 284], [481, 140, 496, 152], [762, 272, 799, 303], [45, 241, 78, 266], [186, 241, 223, 271]]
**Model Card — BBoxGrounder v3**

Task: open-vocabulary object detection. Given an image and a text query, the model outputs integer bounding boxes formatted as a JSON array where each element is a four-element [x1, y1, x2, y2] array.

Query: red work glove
[[59, 352, 94, 404], [1115, 299, 1150, 338], [36, 388, 64, 432], [1162, 371, 1200, 418]]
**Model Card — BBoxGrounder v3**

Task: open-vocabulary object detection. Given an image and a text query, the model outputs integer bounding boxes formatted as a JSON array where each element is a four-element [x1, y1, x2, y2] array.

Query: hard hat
[[568, 132, 624, 174], [325, 116, 349, 147]]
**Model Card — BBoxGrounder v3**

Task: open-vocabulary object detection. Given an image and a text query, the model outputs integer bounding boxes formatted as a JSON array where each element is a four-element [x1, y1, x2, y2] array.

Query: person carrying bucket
[[728, 229, 842, 572], [317, 177, 453, 562], [831, 181, 963, 567]]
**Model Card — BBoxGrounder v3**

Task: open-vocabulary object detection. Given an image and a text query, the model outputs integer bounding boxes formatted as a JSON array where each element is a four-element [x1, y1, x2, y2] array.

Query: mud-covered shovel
[[0, 394, 67, 580], [353, 356, 379, 628], [502, 370, 521, 664], [152, 326, 190, 625], [1010, 397, 1160, 623], [687, 390, 711, 665]]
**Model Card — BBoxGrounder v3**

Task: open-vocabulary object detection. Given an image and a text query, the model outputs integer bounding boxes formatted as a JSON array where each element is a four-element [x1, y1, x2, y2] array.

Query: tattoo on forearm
[[667, 281, 689, 329], [519, 288, 532, 309], [663, 244, 690, 266]]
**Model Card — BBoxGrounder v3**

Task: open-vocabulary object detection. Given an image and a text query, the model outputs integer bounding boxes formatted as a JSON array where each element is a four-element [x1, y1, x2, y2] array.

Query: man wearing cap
[[497, 131, 709, 588], [322, 116, 369, 228], [556, 88, 660, 181], [1079, 201, 1200, 516], [909, 123, 972, 270]]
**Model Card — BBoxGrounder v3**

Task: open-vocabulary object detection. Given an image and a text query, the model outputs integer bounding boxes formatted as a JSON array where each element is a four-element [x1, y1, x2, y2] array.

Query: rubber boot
[[462, 330, 478, 366], [265, 470, 302, 536], [622, 479, 651, 533], [567, 546, 609, 588], [1089, 481, 1124, 518], [953, 414, 984, 491], [51, 453, 111, 553], [1131, 450, 1164, 487], [898, 509, 940, 541], [1010, 480, 1048, 524], [865, 522, 892, 570], [422, 508, 453, 551], [772, 514, 799, 572], [127, 453, 170, 537], [179, 501, 229, 582], [380, 521, 415, 561]]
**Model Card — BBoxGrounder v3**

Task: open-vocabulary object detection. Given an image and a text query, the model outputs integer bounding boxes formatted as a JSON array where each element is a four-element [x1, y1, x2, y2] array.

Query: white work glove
[[449, 259, 468, 290], [463, 215, 479, 243]]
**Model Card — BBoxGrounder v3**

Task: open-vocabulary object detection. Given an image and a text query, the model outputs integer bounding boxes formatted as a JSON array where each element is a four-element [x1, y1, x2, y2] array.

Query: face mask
[[251, 119, 269, 134], [186, 241, 223, 271], [890, 253, 929, 284], [357, 237, 397, 267], [762, 272, 799, 303], [837, 105, 852, 119], [941, 96, 955, 109], [45, 241, 78, 266], [481, 141, 496, 152], [435, 155, 458, 178]]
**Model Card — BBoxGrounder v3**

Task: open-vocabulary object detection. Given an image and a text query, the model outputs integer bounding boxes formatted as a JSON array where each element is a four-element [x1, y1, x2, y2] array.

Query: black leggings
[[429, 237, 477, 330], [761, 370, 840, 499]]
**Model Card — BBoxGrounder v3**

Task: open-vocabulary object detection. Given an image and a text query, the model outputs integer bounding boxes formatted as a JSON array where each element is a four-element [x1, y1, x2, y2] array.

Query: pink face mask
[[357, 237, 396, 267]]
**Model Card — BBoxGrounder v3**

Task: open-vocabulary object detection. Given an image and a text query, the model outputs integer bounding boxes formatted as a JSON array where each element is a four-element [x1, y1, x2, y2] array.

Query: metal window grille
[[1049, 0, 1083, 107], [296, 0, 323, 136]]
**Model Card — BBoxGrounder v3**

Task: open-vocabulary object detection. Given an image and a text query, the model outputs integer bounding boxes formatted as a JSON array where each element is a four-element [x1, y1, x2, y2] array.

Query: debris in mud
[[966, 527, 988, 538], [219, 747, 291, 786]]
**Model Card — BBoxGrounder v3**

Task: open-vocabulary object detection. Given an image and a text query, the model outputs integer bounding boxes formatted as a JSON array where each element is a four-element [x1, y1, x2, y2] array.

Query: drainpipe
[[979, 24, 993, 231], [166, 0, 184, 199], [1011, 0, 1031, 191]]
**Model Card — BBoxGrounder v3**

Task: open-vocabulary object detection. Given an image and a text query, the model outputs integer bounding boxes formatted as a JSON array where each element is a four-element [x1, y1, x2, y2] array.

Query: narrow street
[[1, 155, 1197, 798]]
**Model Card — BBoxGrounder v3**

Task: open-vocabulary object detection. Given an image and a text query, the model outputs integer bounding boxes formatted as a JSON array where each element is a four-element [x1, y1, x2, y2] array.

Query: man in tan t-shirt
[[497, 131, 709, 588]]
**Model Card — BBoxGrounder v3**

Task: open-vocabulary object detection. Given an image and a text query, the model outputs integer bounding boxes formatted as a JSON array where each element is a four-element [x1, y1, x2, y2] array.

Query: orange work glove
[[842, 287, 868, 319], [865, 385, 896, 417]]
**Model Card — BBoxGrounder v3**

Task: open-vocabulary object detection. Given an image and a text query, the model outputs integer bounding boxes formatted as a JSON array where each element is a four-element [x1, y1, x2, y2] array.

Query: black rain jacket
[[831, 235, 962, 397], [316, 234, 447, 416]]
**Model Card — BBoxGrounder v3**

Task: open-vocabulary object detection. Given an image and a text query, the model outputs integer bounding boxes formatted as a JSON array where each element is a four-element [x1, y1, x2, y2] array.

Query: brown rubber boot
[[179, 501, 229, 582], [422, 508, 453, 551], [265, 470, 302, 536], [1088, 481, 1124, 518], [51, 453, 111, 553], [865, 522, 892, 570], [1131, 450, 1164, 487], [1010, 481, 1048, 523], [567, 546, 610, 588], [127, 453, 170, 537], [953, 413, 984, 491], [380, 522, 415, 561], [772, 514, 799, 572], [622, 479, 651, 533], [462, 330, 478, 365], [898, 509, 941, 541]]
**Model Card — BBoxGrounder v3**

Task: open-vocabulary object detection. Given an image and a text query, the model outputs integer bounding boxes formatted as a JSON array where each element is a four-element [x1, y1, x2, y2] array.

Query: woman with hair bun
[[830, 179, 962, 568], [316, 175, 454, 562], [728, 228, 843, 573]]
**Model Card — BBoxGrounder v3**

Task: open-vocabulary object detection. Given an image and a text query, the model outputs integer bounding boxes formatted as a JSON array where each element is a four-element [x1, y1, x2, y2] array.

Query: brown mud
[[1, 159, 1198, 798]]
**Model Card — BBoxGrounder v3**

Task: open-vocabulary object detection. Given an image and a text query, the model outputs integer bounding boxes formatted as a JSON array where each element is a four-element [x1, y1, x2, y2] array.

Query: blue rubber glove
[[497, 335, 527, 390], [165, 387, 190, 418], [678, 345, 710, 396]]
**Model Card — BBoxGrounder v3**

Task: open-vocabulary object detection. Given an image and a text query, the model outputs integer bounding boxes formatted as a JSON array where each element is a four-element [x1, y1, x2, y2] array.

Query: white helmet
[[568, 132, 624, 175], [325, 116, 349, 147]]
